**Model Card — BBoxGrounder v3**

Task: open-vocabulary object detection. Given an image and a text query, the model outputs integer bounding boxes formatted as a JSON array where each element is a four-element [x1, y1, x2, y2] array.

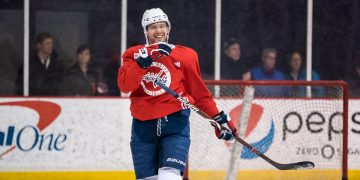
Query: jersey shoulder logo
[[141, 62, 171, 96]]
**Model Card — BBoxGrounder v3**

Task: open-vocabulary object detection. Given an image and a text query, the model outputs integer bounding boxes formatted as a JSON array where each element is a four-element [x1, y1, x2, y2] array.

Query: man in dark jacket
[[16, 32, 63, 95], [221, 38, 251, 80]]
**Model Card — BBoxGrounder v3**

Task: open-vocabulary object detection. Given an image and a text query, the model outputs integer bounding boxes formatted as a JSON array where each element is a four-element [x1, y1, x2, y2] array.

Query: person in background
[[285, 51, 324, 97], [59, 44, 107, 96], [104, 42, 141, 96], [250, 48, 287, 97], [104, 51, 121, 96], [221, 38, 250, 80], [16, 32, 63, 95], [286, 52, 321, 81], [0, 38, 18, 95]]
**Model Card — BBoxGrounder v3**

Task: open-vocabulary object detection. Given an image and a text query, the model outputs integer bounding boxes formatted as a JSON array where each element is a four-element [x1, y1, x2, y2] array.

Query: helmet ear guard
[[142, 8, 171, 45]]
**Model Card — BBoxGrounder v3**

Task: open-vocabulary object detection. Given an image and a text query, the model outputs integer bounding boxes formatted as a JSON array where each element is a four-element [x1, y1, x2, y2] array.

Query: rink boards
[[0, 97, 359, 179]]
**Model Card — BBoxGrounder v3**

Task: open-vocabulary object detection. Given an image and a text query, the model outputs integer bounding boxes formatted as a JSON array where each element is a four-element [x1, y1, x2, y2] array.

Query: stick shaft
[[155, 81, 314, 170]]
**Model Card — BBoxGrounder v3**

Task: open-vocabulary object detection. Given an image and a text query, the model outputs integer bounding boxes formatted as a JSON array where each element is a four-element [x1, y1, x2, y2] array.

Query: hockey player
[[118, 8, 238, 180]]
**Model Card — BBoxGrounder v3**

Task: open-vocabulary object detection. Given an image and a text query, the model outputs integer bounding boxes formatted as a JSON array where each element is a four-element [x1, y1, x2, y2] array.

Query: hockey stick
[[154, 80, 315, 170]]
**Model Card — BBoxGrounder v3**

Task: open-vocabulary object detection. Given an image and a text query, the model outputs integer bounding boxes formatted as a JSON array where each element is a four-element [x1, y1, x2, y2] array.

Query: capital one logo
[[229, 103, 275, 159], [0, 101, 65, 159]]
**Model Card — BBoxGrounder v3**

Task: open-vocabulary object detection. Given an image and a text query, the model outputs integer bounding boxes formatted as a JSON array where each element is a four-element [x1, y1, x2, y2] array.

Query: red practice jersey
[[118, 44, 219, 121]]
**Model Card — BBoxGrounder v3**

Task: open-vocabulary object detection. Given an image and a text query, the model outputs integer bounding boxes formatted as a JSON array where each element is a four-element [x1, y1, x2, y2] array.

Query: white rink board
[[189, 99, 360, 170], [0, 98, 133, 171], [0, 97, 359, 171]]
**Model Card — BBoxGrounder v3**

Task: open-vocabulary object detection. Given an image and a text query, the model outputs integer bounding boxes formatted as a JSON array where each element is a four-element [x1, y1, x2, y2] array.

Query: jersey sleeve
[[117, 47, 147, 93], [184, 50, 220, 118]]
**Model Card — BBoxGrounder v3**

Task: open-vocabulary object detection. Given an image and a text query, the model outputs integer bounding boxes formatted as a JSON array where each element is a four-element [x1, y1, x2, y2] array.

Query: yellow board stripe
[[189, 170, 360, 180], [0, 170, 359, 180], [0, 171, 135, 180]]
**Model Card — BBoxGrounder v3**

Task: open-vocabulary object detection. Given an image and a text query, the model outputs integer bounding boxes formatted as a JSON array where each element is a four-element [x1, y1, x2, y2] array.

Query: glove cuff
[[213, 111, 229, 124], [136, 58, 151, 69]]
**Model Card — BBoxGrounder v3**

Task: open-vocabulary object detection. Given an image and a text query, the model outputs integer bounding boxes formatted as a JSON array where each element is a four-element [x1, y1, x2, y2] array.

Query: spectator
[[285, 51, 324, 97], [104, 42, 141, 96], [285, 52, 321, 81], [0, 38, 18, 95], [59, 45, 107, 96], [103, 52, 121, 96], [221, 38, 250, 80], [16, 32, 63, 95], [347, 57, 360, 97], [250, 48, 287, 97]]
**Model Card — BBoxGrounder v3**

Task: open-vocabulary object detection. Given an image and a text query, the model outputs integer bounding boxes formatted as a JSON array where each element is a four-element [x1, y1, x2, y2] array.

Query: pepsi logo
[[228, 103, 275, 159]]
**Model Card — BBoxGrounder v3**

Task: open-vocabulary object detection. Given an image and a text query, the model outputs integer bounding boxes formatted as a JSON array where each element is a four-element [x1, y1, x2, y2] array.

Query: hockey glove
[[149, 42, 173, 57], [213, 111, 238, 143], [136, 47, 153, 69]]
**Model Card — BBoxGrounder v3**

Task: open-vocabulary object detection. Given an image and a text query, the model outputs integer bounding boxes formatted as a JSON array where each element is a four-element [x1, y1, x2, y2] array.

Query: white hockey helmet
[[142, 8, 171, 44]]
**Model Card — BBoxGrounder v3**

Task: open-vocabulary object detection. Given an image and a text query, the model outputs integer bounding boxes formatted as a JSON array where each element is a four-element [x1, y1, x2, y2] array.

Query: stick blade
[[278, 161, 315, 170]]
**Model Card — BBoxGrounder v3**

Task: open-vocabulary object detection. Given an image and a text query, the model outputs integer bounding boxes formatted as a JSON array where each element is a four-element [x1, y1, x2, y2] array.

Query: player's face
[[37, 38, 53, 56], [146, 22, 169, 44], [263, 52, 276, 70], [290, 53, 302, 72], [78, 49, 91, 65], [225, 43, 241, 61]]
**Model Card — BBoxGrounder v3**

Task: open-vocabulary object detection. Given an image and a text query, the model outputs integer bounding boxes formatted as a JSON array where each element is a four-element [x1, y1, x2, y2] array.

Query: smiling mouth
[[149, 34, 167, 43], [154, 34, 165, 39]]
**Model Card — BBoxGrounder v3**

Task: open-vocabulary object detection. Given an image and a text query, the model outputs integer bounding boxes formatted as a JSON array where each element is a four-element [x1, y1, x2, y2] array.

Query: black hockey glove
[[149, 42, 173, 56], [136, 43, 174, 69], [213, 111, 238, 143], [136, 47, 153, 69]]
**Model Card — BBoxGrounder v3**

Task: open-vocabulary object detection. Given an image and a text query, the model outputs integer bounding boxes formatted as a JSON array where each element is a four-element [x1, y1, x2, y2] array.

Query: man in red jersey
[[118, 8, 238, 180]]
